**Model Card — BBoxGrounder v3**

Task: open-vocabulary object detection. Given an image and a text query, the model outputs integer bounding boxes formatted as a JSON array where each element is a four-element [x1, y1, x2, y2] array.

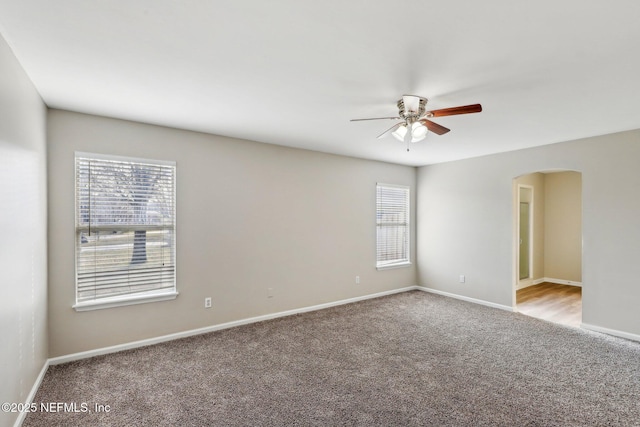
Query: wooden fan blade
[[419, 119, 450, 135], [350, 116, 400, 122], [376, 122, 403, 139], [428, 104, 482, 117]]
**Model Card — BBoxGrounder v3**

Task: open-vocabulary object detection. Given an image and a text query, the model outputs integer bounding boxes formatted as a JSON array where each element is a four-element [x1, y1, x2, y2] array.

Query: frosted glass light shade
[[411, 122, 427, 142], [391, 124, 408, 142]]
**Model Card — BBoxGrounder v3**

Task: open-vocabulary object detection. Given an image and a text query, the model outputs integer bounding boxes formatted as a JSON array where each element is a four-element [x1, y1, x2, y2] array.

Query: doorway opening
[[513, 171, 583, 327]]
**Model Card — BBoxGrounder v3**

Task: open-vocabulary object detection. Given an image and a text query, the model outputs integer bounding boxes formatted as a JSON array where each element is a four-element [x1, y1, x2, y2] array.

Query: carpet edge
[[14, 359, 49, 427], [581, 322, 640, 343], [416, 286, 515, 312], [48, 286, 419, 365]]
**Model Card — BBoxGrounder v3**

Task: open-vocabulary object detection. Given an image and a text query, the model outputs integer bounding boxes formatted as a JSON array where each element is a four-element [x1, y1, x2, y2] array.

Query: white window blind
[[74, 153, 176, 309], [376, 184, 410, 268]]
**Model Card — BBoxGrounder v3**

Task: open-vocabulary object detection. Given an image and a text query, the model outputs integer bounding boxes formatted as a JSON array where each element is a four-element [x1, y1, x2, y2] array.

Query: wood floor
[[516, 282, 582, 327]]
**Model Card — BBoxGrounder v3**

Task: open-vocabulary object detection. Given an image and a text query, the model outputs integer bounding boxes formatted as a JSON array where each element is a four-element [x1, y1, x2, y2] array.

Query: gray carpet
[[24, 291, 640, 426]]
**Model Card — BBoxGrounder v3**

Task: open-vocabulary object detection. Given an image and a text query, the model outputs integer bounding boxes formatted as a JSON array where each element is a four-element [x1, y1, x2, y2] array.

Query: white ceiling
[[1, 1, 640, 166]]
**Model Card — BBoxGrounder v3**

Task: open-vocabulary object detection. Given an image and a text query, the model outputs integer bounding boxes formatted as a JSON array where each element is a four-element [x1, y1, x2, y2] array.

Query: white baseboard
[[416, 286, 514, 312], [516, 277, 582, 290], [49, 286, 418, 365], [14, 360, 49, 427], [544, 277, 582, 287], [581, 323, 640, 343]]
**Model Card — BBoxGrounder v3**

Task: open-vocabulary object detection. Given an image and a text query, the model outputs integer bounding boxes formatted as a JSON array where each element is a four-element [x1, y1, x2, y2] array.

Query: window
[[376, 183, 410, 269], [74, 152, 177, 310]]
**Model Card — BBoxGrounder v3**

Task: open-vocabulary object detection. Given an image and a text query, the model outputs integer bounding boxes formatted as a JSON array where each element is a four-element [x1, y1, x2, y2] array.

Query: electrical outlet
[[355, 276, 360, 284], [267, 287, 274, 298], [204, 297, 212, 308], [459, 275, 465, 283]]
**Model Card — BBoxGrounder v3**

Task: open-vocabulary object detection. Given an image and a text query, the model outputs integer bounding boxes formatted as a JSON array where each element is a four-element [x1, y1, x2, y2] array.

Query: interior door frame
[[516, 184, 534, 288]]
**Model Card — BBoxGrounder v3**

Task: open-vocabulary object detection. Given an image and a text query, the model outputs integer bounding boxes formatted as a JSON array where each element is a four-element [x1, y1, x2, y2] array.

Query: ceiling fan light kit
[[391, 124, 408, 141], [410, 121, 428, 142], [351, 95, 482, 151]]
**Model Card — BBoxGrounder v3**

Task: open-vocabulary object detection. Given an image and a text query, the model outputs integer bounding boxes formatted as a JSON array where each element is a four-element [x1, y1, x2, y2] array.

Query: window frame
[[73, 152, 178, 311], [376, 183, 411, 270]]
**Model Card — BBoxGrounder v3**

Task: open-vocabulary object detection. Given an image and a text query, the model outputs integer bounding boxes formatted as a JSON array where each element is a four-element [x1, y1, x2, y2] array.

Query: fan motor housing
[[397, 96, 427, 122]]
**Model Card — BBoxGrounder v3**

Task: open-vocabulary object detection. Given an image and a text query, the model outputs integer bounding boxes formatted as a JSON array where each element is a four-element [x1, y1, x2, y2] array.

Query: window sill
[[73, 290, 179, 312], [376, 261, 412, 271]]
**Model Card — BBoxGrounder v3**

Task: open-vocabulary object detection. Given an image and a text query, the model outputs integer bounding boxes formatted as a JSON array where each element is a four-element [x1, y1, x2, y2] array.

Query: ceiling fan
[[351, 95, 482, 150]]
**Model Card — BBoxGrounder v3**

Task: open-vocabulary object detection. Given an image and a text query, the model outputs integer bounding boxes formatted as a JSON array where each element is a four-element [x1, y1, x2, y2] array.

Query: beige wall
[[417, 131, 640, 336], [544, 171, 582, 282], [0, 34, 48, 427], [47, 109, 417, 357]]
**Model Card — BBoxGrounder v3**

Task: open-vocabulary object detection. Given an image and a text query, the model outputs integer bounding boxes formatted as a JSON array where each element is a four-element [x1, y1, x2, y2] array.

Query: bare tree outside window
[[75, 154, 176, 305]]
